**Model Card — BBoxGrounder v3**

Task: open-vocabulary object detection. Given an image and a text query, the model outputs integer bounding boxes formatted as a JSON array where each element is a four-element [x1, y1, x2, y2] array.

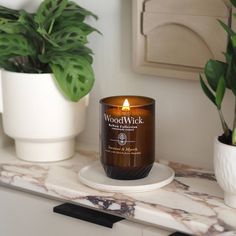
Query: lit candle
[[121, 99, 130, 111], [100, 96, 155, 180]]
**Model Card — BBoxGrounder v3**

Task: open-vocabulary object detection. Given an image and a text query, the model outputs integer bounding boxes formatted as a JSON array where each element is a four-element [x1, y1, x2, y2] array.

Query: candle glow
[[122, 99, 130, 111]]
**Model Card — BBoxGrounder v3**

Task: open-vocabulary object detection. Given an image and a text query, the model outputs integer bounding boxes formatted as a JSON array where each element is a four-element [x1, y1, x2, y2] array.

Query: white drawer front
[[0, 186, 172, 236]]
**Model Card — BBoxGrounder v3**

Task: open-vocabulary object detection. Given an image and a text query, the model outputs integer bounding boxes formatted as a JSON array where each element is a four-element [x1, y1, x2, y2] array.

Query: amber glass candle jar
[[100, 96, 155, 180]]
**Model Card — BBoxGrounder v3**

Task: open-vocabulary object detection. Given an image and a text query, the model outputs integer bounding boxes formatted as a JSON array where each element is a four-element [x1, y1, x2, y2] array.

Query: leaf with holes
[[18, 10, 43, 53], [50, 26, 88, 50], [35, 0, 68, 31], [53, 21, 101, 35], [60, 2, 97, 20], [38, 46, 93, 65], [0, 34, 36, 57], [19, 10, 37, 34], [0, 0, 99, 101], [0, 18, 25, 34], [77, 22, 101, 35], [50, 56, 94, 101]]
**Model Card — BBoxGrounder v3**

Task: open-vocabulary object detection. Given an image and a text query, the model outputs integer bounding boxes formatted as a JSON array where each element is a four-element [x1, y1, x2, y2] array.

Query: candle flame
[[122, 99, 130, 111]]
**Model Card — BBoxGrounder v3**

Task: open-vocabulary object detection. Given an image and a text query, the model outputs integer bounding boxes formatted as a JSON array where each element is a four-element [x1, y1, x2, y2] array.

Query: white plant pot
[[0, 70, 89, 162], [0, 0, 31, 10], [214, 138, 236, 208]]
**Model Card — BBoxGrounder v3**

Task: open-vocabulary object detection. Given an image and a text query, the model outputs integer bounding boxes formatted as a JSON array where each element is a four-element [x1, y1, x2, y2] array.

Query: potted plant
[[200, 0, 236, 207], [0, 0, 99, 162]]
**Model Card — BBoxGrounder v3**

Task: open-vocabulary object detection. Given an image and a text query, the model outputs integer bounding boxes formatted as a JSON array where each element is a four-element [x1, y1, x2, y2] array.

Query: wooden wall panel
[[145, 0, 229, 17], [132, 0, 231, 80]]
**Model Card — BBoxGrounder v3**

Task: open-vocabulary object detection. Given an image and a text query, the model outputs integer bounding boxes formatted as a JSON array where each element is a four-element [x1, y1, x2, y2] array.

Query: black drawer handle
[[53, 203, 124, 228], [169, 232, 190, 236]]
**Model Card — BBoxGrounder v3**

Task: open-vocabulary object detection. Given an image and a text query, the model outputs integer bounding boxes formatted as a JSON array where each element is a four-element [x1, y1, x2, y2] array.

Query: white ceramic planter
[[214, 138, 236, 208], [0, 0, 31, 10], [0, 70, 89, 162]]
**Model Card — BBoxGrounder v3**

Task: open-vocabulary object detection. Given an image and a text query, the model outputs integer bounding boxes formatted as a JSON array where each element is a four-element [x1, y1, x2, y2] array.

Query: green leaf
[[0, 6, 19, 20], [18, 10, 43, 53], [35, 0, 68, 30], [223, 49, 236, 92], [0, 34, 36, 57], [37, 27, 59, 47], [224, 52, 233, 89], [231, 64, 236, 96], [53, 21, 101, 35], [231, 0, 236, 8], [200, 75, 216, 106], [19, 10, 37, 32], [231, 35, 236, 49], [0, 57, 18, 71], [218, 20, 236, 36], [0, 0, 99, 100], [61, 2, 98, 20], [50, 56, 94, 101], [0, 18, 25, 34], [204, 59, 227, 91], [38, 46, 93, 64], [76, 22, 101, 35], [51, 25, 88, 47], [225, 41, 235, 79], [215, 76, 226, 109], [227, 40, 234, 56]]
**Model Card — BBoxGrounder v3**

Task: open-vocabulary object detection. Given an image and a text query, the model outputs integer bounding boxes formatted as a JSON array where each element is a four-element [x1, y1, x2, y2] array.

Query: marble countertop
[[0, 145, 236, 235]]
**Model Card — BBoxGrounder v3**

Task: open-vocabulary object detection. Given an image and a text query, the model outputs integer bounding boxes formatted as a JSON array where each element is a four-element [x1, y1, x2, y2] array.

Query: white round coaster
[[78, 162, 175, 193]]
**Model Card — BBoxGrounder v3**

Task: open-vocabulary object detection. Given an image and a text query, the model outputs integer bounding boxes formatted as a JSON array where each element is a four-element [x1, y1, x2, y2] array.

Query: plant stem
[[232, 98, 236, 145], [42, 41, 45, 55], [218, 109, 230, 138], [48, 19, 55, 35]]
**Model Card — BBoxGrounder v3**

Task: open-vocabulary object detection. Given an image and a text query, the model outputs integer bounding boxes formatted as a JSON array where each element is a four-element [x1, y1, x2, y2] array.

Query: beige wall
[[76, 0, 234, 169]]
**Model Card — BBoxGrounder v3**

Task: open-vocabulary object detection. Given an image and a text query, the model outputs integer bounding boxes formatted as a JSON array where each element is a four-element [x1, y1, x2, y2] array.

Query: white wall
[[75, 0, 234, 169]]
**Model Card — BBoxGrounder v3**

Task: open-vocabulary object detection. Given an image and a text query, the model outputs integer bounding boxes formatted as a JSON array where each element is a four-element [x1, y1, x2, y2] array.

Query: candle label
[[103, 113, 146, 156], [104, 114, 144, 125]]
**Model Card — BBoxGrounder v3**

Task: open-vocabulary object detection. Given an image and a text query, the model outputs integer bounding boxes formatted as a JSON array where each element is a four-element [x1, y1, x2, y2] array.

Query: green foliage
[[200, 0, 236, 145], [200, 75, 216, 106], [0, 0, 99, 102], [204, 60, 227, 91], [0, 6, 19, 19], [0, 34, 35, 57], [231, 0, 236, 7], [51, 26, 88, 48], [201, 60, 226, 110], [35, 0, 68, 31], [50, 56, 94, 101], [215, 76, 226, 109], [218, 20, 235, 37]]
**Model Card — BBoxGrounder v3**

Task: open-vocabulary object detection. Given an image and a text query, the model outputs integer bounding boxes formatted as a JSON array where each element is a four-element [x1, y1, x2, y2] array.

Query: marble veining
[[0, 146, 236, 235]]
